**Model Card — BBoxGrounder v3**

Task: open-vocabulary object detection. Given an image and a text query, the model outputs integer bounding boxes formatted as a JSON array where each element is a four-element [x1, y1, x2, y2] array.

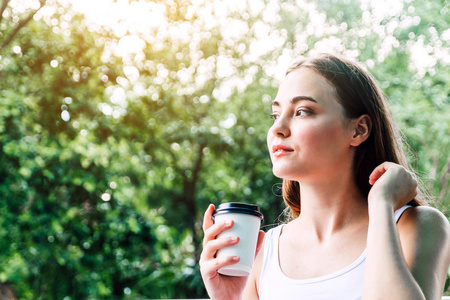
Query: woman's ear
[[350, 114, 372, 146]]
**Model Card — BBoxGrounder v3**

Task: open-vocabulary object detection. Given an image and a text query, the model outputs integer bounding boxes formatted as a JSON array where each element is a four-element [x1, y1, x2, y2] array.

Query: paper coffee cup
[[213, 202, 263, 276]]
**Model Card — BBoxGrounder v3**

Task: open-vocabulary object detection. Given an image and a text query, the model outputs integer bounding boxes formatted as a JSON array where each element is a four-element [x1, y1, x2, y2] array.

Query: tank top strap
[[260, 224, 283, 289], [394, 204, 412, 223], [262, 225, 282, 260]]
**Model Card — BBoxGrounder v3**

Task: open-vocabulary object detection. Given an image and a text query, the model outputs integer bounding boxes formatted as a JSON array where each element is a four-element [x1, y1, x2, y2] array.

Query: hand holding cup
[[200, 203, 265, 300]]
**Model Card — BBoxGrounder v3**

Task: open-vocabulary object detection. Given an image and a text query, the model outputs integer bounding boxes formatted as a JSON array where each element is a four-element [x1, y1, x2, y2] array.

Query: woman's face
[[267, 67, 355, 182]]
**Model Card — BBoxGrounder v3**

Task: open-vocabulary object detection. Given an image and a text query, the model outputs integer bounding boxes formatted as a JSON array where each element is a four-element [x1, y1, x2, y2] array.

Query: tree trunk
[[184, 142, 206, 263]]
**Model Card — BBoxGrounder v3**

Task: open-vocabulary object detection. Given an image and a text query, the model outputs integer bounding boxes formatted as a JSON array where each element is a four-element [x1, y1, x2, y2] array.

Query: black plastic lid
[[213, 202, 263, 220]]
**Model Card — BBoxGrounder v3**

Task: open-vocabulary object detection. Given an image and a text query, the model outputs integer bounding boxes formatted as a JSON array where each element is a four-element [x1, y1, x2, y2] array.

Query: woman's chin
[[272, 168, 300, 181]]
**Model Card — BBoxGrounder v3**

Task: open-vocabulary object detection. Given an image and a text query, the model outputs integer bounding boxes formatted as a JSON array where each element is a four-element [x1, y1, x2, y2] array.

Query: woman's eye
[[296, 109, 311, 117], [269, 113, 279, 121]]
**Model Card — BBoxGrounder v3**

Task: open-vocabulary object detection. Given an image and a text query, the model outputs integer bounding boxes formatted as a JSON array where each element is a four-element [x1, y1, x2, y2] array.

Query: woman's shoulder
[[397, 206, 450, 296], [398, 205, 450, 252], [399, 205, 449, 230]]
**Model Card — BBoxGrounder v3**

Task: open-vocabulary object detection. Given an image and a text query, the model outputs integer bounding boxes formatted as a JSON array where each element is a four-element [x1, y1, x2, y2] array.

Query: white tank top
[[259, 205, 412, 300]]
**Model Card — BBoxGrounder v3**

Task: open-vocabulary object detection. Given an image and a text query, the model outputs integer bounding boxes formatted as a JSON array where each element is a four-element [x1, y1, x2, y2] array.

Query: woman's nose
[[270, 117, 290, 138]]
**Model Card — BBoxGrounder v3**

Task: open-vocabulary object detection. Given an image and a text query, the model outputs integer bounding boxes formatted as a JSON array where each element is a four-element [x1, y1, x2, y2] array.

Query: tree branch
[[166, 147, 184, 176], [0, 0, 11, 25], [188, 142, 206, 263], [192, 142, 206, 185], [0, 0, 46, 54]]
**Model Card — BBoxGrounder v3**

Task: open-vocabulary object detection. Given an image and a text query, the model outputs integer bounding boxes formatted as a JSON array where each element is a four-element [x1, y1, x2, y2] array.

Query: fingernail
[[225, 220, 232, 226], [233, 256, 239, 261], [230, 236, 238, 242]]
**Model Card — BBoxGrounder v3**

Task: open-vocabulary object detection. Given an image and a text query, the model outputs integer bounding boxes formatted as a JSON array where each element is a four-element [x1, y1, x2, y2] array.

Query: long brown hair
[[282, 53, 427, 220]]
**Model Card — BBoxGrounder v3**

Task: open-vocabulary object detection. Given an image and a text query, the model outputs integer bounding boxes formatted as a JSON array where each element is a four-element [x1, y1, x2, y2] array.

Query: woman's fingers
[[202, 204, 215, 232], [200, 255, 240, 279], [203, 219, 234, 247], [201, 236, 239, 261], [368, 162, 418, 209], [369, 162, 417, 187], [200, 204, 240, 283], [202, 204, 236, 260], [369, 161, 394, 185]]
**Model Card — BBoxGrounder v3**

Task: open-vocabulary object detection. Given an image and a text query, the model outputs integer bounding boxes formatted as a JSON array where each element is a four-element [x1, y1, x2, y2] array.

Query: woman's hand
[[368, 162, 418, 210], [199, 204, 265, 300]]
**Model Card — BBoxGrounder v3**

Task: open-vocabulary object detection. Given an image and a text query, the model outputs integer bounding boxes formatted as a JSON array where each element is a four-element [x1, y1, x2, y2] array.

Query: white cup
[[213, 202, 263, 276]]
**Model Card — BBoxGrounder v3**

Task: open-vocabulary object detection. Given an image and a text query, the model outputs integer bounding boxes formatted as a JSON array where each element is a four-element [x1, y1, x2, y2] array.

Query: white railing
[[153, 296, 450, 299], [164, 296, 450, 300]]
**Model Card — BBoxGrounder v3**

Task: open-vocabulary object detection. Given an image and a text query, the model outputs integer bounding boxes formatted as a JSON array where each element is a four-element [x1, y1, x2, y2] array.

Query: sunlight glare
[[56, 0, 448, 86], [115, 35, 145, 57], [69, 0, 166, 57]]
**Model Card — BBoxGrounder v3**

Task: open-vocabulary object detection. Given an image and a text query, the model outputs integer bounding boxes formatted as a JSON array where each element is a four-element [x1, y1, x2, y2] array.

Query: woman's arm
[[242, 238, 265, 299], [398, 206, 450, 299], [363, 162, 450, 300]]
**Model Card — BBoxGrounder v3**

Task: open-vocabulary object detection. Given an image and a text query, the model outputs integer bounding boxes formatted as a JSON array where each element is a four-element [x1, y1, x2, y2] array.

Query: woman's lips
[[272, 144, 294, 157]]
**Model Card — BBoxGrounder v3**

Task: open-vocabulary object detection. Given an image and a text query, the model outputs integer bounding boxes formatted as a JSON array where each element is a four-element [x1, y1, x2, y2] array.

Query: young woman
[[200, 54, 450, 299]]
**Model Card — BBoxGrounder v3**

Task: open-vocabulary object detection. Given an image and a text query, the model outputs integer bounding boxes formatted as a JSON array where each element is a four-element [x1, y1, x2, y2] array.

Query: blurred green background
[[0, 0, 448, 298]]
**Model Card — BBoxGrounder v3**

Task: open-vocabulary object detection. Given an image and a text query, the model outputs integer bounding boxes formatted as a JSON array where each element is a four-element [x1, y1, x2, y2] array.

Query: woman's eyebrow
[[271, 96, 318, 107]]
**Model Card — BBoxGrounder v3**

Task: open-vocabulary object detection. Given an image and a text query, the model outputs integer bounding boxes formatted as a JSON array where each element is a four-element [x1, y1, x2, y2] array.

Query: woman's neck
[[293, 172, 368, 242]]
